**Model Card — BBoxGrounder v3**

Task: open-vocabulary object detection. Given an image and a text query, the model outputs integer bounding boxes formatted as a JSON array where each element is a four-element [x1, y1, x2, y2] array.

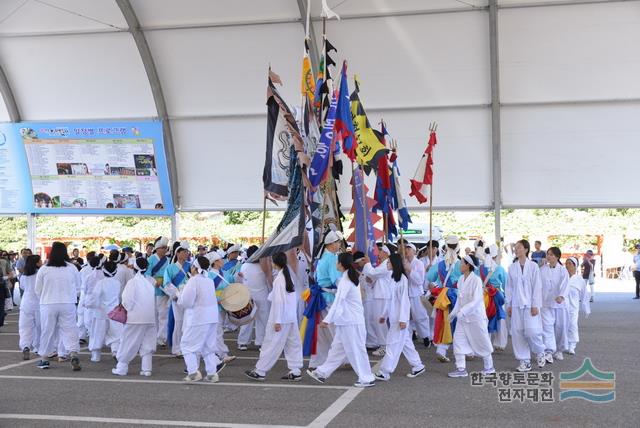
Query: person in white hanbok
[[374, 253, 425, 381], [447, 255, 495, 378], [235, 245, 270, 351], [539, 247, 570, 363], [35, 242, 82, 371], [403, 243, 431, 348], [179, 257, 225, 383], [88, 261, 123, 362], [565, 257, 591, 355], [361, 244, 392, 357], [113, 258, 157, 377], [82, 255, 105, 336], [113, 252, 134, 294], [77, 251, 97, 342], [18, 255, 42, 360], [506, 240, 546, 372], [308, 253, 375, 388], [245, 252, 303, 381]]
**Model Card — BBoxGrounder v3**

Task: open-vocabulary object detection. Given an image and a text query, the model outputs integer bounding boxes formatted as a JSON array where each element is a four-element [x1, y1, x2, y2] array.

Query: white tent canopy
[[1, 0, 639, 214]]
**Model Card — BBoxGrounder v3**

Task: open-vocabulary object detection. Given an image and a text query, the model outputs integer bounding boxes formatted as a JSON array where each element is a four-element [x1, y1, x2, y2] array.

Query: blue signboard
[[7, 120, 174, 215], [0, 123, 31, 214]]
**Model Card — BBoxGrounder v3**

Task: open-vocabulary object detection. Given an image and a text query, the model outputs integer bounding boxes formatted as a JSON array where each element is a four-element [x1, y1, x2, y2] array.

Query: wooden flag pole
[[428, 122, 437, 258]]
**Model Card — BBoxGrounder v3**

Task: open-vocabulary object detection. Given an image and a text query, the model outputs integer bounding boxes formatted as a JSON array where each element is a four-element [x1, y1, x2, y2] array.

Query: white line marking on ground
[[0, 333, 18, 336], [0, 414, 303, 428], [307, 387, 363, 428], [0, 359, 36, 372], [0, 374, 350, 390]]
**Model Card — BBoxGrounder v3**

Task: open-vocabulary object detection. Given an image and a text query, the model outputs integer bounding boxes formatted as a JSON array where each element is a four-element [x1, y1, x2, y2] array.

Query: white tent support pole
[[26, 214, 36, 250], [116, 0, 180, 210], [0, 63, 20, 122], [489, 0, 502, 245], [170, 214, 179, 242], [296, 0, 320, 72]]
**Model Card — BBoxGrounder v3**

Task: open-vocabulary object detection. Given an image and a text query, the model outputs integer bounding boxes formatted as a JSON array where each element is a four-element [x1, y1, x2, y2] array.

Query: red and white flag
[[409, 130, 437, 204]]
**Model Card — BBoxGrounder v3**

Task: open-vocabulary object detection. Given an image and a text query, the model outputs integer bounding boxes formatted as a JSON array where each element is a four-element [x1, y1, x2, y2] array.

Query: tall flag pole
[[409, 122, 438, 253]]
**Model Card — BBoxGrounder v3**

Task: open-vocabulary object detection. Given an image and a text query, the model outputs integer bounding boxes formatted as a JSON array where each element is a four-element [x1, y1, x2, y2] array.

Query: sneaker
[[537, 355, 547, 369], [183, 371, 202, 382], [237, 344, 248, 351], [372, 347, 386, 357], [423, 338, 432, 348], [245, 370, 265, 381], [70, 356, 81, 371], [307, 369, 326, 384], [47, 352, 58, 359], [553, 351, 564, 361], [216, 362, 227, 375], [111, 368, 127, 376], [407, 367, 426, 378], [516, 361, 532, 372], [36, 360, 50, 369], [436, 354, 450, 363], [222, 355, 236, 364], [353, 380, 375, 388], [482, 367, 496, 375], [22, 347, 30, 361], [374, 372, 390, 381], [281, 372, 302, 382], [204, 374, 219, 383], [447, 368, 469, 378], [544, 352, 553, 365], [90, 351, 101, 363], [58, 356, 69, 363], [566, 348, 576, 355], [139, 370, 152, 377]]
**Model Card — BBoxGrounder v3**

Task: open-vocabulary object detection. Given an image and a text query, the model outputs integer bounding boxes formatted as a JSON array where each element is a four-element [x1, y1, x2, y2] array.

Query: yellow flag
[[350, 77, 386, 169], [301, 54, 315, 102]]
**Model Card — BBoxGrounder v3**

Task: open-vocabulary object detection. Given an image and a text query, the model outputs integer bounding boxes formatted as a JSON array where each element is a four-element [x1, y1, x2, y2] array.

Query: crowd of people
[[0, 234, 597, 387]]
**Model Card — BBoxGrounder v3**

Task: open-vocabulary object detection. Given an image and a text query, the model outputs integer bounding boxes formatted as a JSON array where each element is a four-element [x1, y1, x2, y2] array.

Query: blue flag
[[309, 94, 338, 188]]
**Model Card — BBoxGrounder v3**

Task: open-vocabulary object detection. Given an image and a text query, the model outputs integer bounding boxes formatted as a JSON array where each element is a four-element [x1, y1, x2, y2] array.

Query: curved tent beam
[[116, 0, 180, 209], [0, 63, 20, 122]]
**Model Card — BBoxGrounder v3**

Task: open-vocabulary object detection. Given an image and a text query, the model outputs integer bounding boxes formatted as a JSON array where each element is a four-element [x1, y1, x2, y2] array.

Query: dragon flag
[[263, 69, 300, 203], [409, 128, 438, 204], [350, 77, 387, 174]]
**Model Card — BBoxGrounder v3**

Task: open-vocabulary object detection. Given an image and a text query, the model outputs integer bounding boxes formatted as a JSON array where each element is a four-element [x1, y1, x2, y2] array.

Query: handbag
[[108, 304, 127, 324]]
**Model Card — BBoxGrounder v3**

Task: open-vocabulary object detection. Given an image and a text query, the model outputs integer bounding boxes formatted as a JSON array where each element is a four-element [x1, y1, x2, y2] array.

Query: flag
[[308, 92, 338, 188], [301, 39, 315, 103], [335, 61, 356, 161], [409, 130, 438, 204], [372, 126, 391, 213], [249, 144, 306, 262], [390, 149, 412, 230], [350, 77, 387, 173], [263, 69, 302, 202], [350, 166, 379, 264]]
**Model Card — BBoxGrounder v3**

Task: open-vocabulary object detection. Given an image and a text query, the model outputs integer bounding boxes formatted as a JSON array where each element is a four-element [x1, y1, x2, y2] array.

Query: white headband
[[193, 258, 207, 275], [463, 254, 477, 269], [103, 267, 117, 278], [567, 257, 579, 269], [380, 245, 391, 255], [133, 258, 146, 273]]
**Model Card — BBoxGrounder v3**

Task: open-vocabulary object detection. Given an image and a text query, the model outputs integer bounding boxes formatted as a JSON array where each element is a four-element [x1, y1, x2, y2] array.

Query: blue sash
[[438, 261, 455, 288], [171, 262, 191, 287], [151, 256, 168, 277]]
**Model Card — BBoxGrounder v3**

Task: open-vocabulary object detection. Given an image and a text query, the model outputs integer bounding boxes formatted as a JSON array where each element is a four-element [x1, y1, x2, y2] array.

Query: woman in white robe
[[374, 253, 425, 381], [565, 257, 591, 355], [88, 261, 123, 362], [113, 258, 157, 377], [307, 253, 375, 388], [539, 247, 570, 363], [179, 257, 224, 382], [18, 255, 42, 360], [448, 254, 495, 378]]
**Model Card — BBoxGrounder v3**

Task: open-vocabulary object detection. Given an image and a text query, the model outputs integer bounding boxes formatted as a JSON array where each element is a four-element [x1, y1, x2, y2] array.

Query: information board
[[0, 123, 31, 214]]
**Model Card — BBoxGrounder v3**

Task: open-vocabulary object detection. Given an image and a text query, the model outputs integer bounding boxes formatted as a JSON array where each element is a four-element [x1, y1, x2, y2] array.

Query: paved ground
[[0, 279, 638, 427]]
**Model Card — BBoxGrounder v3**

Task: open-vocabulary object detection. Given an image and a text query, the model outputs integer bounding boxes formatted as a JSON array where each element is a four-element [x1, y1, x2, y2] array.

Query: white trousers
[[309, 308, 334, 368], [115, 323, 156, 374], [455, 354, 494, 371], [453, 318, 494, 359], [409, 296, 430, 339], [76, 292, 88, 340], [379, 326, 424, 376], [510, 307, 545, 361], [255, 322, 303, 376], [491, 318, 509, 349], [155, 295, 169, 344], [316, 324, 374, 383], [88, 317, 123, 354], [567, 309, 580, 351], [19, 303, 40, 352], [363, 299, 378, 347], [541, 307, 569, 353], [171, 300, 184, 355], [216, 320, 230, 357], [181, 322, 221, 376], [39, 303, 79, 358], [371, 299, 389, 347], [237, 297, 270, 347]]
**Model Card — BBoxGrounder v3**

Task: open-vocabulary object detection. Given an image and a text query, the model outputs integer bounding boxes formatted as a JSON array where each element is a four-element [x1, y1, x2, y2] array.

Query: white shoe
[[372, 347, 386, 357], [223, 355, 237, 364], [553, 351, 564, 361], [183, 370, 202, 382], [544, 352, 554, 364], [237, 344, 248, 351], [516, 361, 532, 372], [90, 350, 101, 362], [566, 349, 576, 355], [374, 372, 390, 381], [111, 368, 127, 376], [482, 367, 496, 375], [538, 355, 547, 368], [139, 371, 152, 377], [204, 374, 219, 383]]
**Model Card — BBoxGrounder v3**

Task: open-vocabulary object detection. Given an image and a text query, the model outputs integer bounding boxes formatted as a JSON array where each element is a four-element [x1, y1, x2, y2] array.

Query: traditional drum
[[219, 283, 257, 326]]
